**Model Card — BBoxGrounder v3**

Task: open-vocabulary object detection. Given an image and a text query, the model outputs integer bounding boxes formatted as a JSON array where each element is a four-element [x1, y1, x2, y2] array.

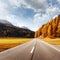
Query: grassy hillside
[[0, 22, 34, 38]]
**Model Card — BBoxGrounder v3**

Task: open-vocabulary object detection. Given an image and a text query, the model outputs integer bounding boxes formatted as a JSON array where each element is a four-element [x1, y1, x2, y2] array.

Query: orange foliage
[[34, 15, 60, 38]]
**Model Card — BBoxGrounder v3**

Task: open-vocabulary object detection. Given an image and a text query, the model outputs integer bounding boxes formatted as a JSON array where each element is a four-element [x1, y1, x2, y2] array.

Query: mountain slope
[[0, 20, 13, 26], [0, 20, 34, 38], [35, 15, 60, 38]]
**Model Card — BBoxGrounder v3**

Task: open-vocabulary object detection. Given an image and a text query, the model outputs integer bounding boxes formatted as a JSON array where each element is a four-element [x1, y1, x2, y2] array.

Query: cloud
[[0, 0, 26, 27], [33, 6, 60, 30], [8, 0, 48, 12], [7, 0, 60, 15], [24, 0, 48, 12], [34, 13, 50, 24], [8, 0, 60, 15], [8, 0, 60, 31], [6, 15, 26, 27], [8, 0, 25, 8], [46, 7, 60, 17], [47, 7, 60, 13], [33, 13, 50, 30], [57, 0, 60, 4], [0, 1, 9, 19], [0, 0, 60, 31]]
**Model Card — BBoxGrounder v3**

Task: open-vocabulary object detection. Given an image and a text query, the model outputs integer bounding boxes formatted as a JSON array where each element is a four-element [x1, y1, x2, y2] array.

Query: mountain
[[0, 20, 34, 38], [21, 26, 29, 29], [0, 20, 13, 26], [34, 15, 60, 38]]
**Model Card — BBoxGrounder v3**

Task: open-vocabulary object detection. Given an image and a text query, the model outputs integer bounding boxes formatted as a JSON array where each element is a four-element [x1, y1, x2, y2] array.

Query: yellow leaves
[[47, 25, 52, 37], [35, 15, 60, 38]]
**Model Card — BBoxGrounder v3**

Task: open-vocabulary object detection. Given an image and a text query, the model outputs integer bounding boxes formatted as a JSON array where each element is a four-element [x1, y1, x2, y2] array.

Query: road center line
[[30, 46, 35, 53], [30, 40, 37, 54]]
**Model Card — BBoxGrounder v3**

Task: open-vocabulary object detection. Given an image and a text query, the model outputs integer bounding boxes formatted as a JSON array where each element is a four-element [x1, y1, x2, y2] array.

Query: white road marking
[[40, 40, 60, 52], [30, 46, 35, 53]]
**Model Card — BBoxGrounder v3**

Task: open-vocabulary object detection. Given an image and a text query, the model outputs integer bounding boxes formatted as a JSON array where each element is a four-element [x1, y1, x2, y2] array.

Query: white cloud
[[8, 0, 48, 12], [46, 7, 60, 18], [46, 7, 60, 14], [34, 13, 49, 23], [6, 15, 25, 27], [8, 0, 60, 14], [33, 6, 60, 30], [24, 0, 48, 12], [0, 0, 25, 27], [57, 0, 60, 4], [8, 0, 25, 8], [53, 15, 58, 19], [0, 0, 60, 31], [33, 6, 60, 31], [0, 1, 9, 19], [33, 13, 50, 30]]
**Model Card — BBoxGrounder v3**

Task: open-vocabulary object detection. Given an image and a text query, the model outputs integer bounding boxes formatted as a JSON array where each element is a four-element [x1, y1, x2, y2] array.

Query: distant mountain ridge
[[35, 15, 60, 38], [0, 20, 34, 38], [21, 26, 29, 29], [0, 20, 13, 26]]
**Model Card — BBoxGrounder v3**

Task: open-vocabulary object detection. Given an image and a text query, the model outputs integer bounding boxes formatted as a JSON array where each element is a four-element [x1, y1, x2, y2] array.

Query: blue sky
[[0, 0, 60, 31]]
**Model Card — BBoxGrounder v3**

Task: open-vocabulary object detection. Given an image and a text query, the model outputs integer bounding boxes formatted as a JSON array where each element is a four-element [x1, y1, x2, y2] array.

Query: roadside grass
[[43, 38, 60, 45], [0, 38, 32, 52]]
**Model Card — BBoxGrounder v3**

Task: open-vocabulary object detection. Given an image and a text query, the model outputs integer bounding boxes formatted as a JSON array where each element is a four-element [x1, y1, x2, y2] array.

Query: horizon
[[0, 0, 60, 31]]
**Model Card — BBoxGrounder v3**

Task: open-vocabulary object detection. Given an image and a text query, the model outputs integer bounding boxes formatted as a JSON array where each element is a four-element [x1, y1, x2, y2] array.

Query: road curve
[[0, 39, 60, 60]]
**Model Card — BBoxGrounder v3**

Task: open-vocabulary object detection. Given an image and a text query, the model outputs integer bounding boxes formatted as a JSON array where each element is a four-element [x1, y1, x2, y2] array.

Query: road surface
[[0, 39, 60, 60]]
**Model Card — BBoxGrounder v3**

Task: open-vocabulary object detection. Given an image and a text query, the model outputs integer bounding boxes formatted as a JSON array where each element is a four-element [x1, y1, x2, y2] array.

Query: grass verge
[[0, 38, 32, 52], [43, 38, 60, 45]]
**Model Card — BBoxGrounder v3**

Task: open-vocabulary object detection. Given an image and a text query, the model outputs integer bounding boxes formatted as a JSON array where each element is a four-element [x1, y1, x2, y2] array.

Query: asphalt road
[[0, 39, 60, 60], [32, 39, 60, 60]]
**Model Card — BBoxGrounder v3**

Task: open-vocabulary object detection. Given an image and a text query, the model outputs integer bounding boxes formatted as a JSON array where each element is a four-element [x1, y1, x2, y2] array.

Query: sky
[[0, 0, 60, 31]]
